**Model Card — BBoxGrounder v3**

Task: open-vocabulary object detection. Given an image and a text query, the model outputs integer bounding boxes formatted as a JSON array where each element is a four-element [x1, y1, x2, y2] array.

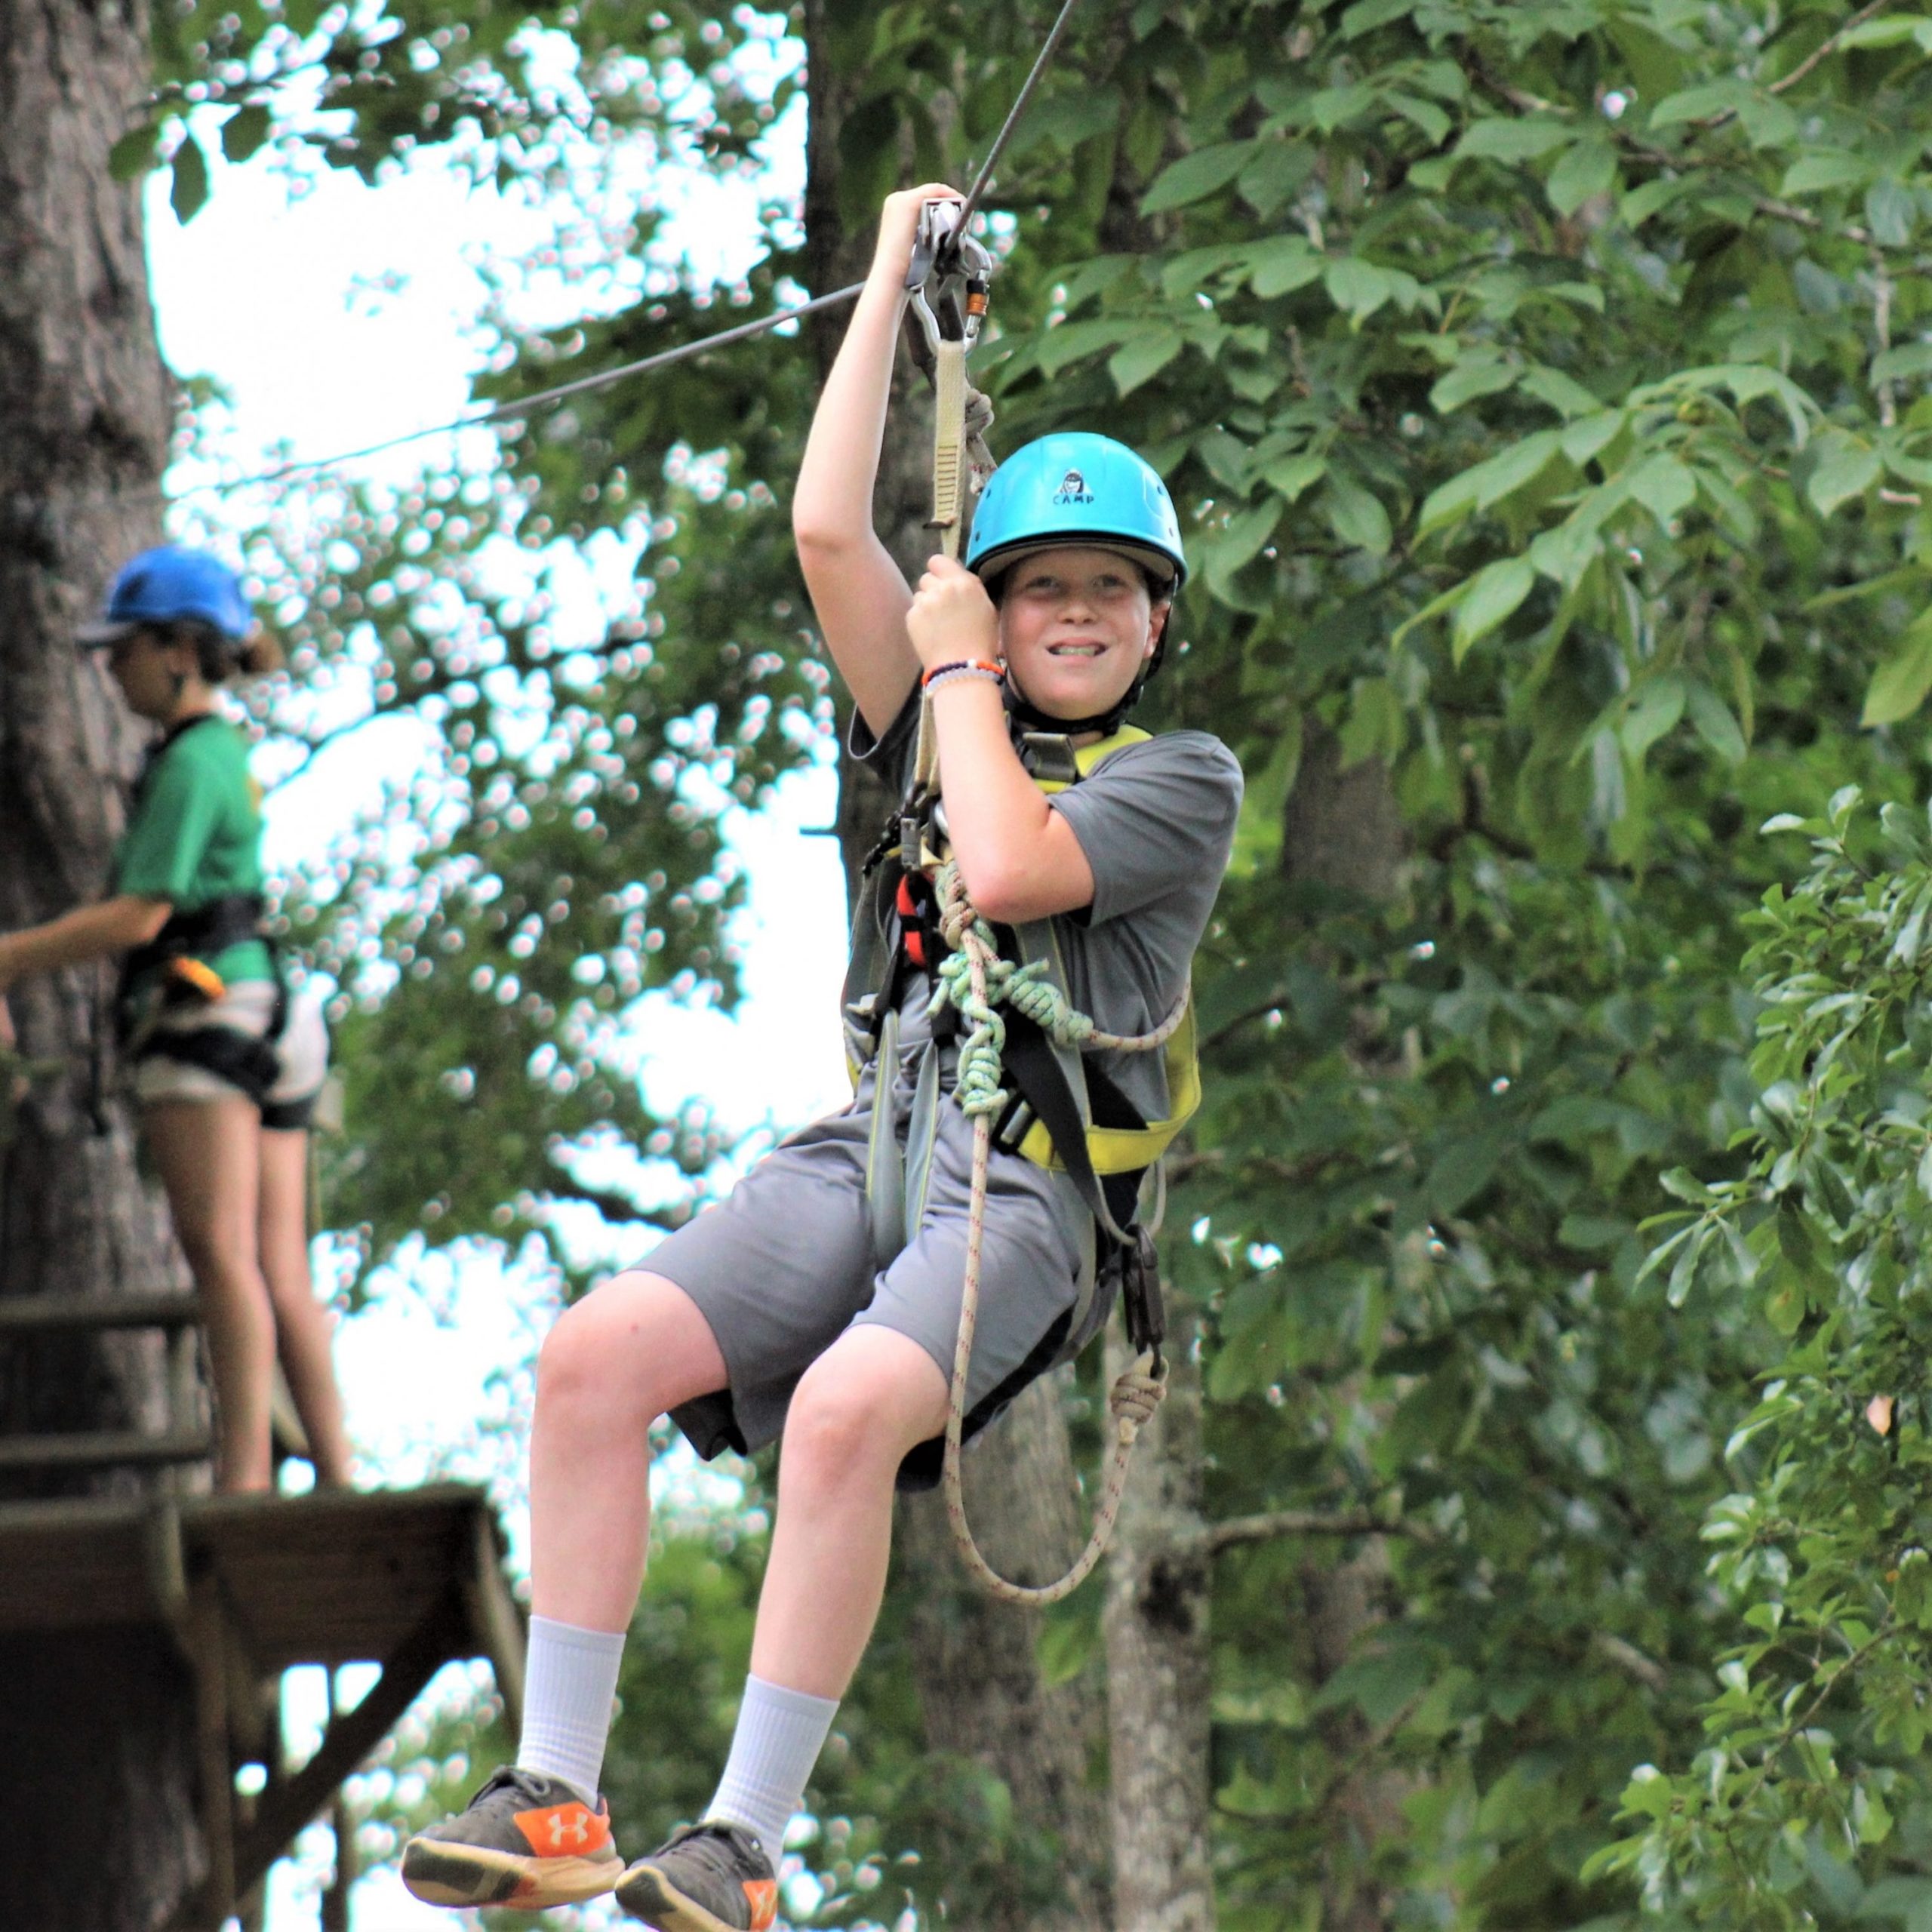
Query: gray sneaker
[[401, 1764, 622, 1909], [614, 1820, 778, 1930]]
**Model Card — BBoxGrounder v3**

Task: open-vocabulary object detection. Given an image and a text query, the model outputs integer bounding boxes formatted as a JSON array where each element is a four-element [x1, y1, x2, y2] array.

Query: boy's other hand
[[908, 555, 999, 670]]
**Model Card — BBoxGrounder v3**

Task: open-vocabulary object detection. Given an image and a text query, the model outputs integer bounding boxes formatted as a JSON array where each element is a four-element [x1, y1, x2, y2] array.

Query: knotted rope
[[928, 860, 1184, 1606]]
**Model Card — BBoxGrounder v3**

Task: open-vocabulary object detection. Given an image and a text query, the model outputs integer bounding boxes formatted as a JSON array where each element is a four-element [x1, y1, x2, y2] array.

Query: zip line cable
[[162, 285, 868, 505], [954, 0, 1084, 239], [144, 0, 1085, 509]]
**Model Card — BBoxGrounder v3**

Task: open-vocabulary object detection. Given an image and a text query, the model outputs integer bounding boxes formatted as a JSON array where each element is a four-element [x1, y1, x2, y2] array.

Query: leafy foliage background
[[133, 0, 1932, 1924]]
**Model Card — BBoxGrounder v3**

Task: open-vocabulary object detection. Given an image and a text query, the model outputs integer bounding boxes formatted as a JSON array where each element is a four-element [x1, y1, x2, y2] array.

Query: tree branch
[[1591, 1630, 1669, 1693], [1768, 0, 1899, 97], [1201, 1508, 1442, 1554]]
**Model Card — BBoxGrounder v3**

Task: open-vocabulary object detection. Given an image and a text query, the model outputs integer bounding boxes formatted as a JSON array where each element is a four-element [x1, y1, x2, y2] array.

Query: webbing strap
[[866, 1007, 906, 1270], [931, 339, 970, 560]]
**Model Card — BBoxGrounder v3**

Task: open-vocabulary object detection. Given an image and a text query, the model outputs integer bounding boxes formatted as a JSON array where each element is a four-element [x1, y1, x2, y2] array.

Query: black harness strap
[[139, 1023, 282, 1107], [995, 1010, 1167, 1360]]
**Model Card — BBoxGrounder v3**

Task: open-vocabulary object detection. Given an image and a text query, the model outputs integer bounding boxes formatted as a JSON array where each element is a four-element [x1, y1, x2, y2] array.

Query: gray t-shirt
[[854, 692, 1243, 1124]]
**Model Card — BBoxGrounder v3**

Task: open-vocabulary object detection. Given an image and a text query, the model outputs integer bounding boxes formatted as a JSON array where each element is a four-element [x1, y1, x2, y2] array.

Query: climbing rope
[[929, 858, 1186, 1606]]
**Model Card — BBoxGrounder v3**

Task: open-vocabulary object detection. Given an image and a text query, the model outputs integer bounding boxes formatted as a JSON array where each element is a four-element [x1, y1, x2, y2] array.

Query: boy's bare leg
[[528, 1269, 729, 1631], [751, 1323, 949, 1698]]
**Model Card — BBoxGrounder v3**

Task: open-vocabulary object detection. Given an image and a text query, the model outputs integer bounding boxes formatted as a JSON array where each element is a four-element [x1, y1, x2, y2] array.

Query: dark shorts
[[648, 1082, 1090, 1491]]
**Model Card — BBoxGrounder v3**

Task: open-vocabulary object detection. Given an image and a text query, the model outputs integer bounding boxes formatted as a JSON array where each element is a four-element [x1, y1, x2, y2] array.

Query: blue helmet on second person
[[967, 433, 1187, 594], [78, 546, 252, 648]]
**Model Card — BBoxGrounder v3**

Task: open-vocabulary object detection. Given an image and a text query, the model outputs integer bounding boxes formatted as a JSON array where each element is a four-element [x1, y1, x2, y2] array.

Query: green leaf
[[1621, 674, 1688, 758], [109, 122, 162, 182], [1455, 118, 1574, 162], [1202, 498, 1283, 595], [1322, 477, 1392, 555], [1324, 256, 1396, 324], [1426, 1125, 1506, 1212], [1841, 16, 1932, 47], [1263, 452, 1326, 501], [1867, 178, 1918, 248], [1648, 80, 1755, 127], [1226, 710, 1300, 877], [1685, 681, 1747, 762], [1340, 0, 1411, 33], [1621, 174, 1697, 227], [1386, 92, 1451, 145], [1431, 353, 1518, 414], [221, 104, 272, 165], [1520, 365, 1603, 420], [1109, 327, 1184, 396], [1452, 557, 1534, 660], [1624, 453, 1697, 525], [1780, 152, 1872, 195], [169, 133, 210, 223], [1807, 432, 1881, 518], [1141, 141, 1256, 213], [1546, 135, 1617, 216], [1247, 235, 1324, 298], [1862, 617, 1932, 727], [1872, 343, 1932, 386]]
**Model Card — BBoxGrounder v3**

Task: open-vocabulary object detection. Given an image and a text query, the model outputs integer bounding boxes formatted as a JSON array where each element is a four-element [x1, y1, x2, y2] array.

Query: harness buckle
[[1017, 733, 1080, 786]]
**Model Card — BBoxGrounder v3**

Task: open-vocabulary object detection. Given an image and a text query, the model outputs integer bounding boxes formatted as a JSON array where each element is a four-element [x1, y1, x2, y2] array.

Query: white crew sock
[[705, 1674, 839, 1862], [515, 1614, 627, 1803]]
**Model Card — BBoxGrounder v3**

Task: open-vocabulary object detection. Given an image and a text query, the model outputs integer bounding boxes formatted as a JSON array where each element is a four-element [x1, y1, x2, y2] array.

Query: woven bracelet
[[924, 664, 1006, 695], [921, 657, 1004, 690]]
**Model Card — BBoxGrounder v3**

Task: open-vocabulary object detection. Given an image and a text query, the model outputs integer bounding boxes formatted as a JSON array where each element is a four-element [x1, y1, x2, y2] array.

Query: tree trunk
[[800, 14, 1110, 1924], [1283, 725, 1410, 1932], [0, 0, 203, 1923], [1103, 1311, 1212, 1932]]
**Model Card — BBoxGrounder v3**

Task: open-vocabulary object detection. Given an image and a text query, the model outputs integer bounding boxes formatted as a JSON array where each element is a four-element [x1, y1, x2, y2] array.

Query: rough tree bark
[[1284, 726, 1410, 1932], [0, 0, 206, 1926], [1103, 1312, 1212, 1932], [799, 11, 1110, 1927]]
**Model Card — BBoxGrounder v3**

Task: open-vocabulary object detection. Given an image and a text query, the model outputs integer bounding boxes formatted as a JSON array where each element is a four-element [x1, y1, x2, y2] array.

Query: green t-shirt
[[115, 715, 273, 991]]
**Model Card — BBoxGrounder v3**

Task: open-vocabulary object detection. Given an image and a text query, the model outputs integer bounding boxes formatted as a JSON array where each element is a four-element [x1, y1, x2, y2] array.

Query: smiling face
[[994, 545, 1169, 724]]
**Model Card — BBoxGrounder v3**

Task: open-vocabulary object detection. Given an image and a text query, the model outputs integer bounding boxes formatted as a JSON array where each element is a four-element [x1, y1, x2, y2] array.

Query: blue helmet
[[78, 546, 252, 648], [967, 432, 1187, 593]]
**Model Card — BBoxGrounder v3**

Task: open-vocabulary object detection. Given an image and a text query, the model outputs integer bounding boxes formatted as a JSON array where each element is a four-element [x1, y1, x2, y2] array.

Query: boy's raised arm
[[793, 183, 961, 740]]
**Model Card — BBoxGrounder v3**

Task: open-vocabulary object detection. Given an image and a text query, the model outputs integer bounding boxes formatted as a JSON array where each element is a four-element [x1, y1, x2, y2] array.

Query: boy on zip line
[[405, 182, 1241, 1932]]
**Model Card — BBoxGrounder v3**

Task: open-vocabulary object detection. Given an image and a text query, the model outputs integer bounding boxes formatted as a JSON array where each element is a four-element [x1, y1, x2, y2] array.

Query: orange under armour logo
[[514, 1801, 608, 1856], [744, 1878, 778, 1930]]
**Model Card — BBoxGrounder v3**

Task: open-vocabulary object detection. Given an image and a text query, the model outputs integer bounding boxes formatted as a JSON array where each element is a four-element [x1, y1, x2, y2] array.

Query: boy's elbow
[[957, 858, 1051, 928], [792, 515, 854, 563]]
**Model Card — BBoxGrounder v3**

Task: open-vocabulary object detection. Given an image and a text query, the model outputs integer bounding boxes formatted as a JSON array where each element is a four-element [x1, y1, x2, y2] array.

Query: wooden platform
[[0, 1483, 525, 1930]]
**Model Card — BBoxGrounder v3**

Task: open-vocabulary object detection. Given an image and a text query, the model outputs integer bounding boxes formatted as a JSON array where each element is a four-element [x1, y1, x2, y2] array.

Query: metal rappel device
[[902, 200, 997, 563]]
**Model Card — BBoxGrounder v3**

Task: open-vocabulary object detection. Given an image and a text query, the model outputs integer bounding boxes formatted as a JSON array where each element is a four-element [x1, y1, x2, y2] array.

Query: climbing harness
[[848, 706, 1202, 1604]]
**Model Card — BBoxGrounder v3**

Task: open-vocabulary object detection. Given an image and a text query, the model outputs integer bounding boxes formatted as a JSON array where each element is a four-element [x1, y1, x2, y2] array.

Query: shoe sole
[[400, 1836, 621, 1909], [613, 1866, 744, 1932]]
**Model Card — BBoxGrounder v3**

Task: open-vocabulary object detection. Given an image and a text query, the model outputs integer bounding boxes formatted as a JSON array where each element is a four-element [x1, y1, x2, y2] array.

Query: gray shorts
[[653, 1079, 1090, 1491]]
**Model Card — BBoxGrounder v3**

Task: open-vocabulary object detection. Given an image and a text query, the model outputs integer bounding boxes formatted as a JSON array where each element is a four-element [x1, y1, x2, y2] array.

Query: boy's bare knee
[[538, 1294, 635, 1411], [537, 1269, 716, 1421], [785, 1347, 943, 1484]]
